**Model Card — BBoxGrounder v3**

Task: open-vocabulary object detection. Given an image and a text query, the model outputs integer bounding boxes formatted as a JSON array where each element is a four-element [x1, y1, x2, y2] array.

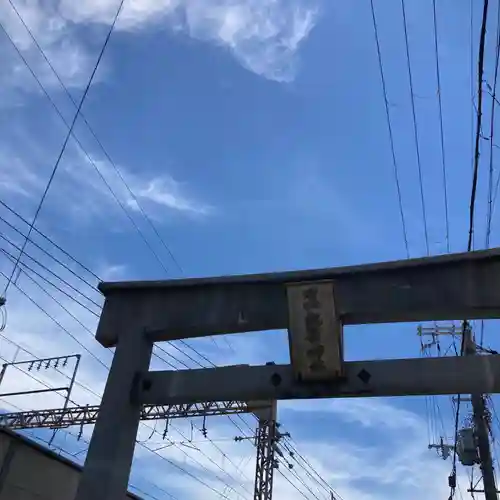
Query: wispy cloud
[[1, 0, 319, 96], [0, 140, 213, 225], [0, 1, 96, 96], [65, 151, 215, 220], [181, 0, 319, 82], [133, 177, 214, 217]]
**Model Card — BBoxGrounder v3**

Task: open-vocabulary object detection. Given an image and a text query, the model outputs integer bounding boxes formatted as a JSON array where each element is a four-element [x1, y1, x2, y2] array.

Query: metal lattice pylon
[[254, 417, 277, 500]]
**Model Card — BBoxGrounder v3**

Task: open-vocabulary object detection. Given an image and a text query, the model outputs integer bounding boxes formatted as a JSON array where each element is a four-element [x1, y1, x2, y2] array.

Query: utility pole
[[253, 401, 280, 500], [464, 323, 498, 500]]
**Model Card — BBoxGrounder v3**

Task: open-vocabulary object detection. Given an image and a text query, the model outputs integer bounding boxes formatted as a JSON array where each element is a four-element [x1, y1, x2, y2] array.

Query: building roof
[[0, 428, 142, 500]]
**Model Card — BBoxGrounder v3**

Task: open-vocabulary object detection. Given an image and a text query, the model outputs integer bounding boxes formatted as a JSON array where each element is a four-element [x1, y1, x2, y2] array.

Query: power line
[[0, 199, 101, 282], [471, 0, 476, 179], [1, 0, 125, 296], [480, 0, 500, 349], [0, 210, 99, 293], [0, 235, 101, 313], [432, 0, 451, 253], [284, 437, 344, 500], [0, 352, 80, 407], [369, 0, 410, 258], [0, 267, 108, 370], [0, 269, 251, 497], [276, 465, 310, 500], [0, 19, 172, 278], [278, 449, 328, 500], [468, 0, 490, 252], [0, 332, 102, 404], [400, 0, 430, 256], [0, 329, 250, 499], [450, 5, 490, 489], [6, 317, 249, 496], [278, 453, 325, 500], [485, 0, 500, 250], [2, 287, 253, 496], [1, 399, 181, 500], [138, 440, 235, 500], [0, 252, 101, 346], [6, 0, 183, 276], [9, 26, 175, 281]]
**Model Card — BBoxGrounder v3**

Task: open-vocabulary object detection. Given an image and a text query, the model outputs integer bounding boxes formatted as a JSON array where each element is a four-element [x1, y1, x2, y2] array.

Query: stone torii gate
[[75, 249, 500, 500]]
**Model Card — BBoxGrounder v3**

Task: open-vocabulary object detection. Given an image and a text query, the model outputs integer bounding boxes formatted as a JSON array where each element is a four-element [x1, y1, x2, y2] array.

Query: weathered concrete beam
[[97, 248, 500, 347], [138, 355, 500, 404]]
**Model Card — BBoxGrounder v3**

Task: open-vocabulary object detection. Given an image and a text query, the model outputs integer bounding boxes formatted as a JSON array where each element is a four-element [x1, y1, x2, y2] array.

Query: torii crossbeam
[[75, 249, 500, 500]]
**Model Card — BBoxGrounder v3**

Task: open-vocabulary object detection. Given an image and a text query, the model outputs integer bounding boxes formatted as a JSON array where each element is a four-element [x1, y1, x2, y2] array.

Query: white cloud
[[135, 177, 213, 216], [182, 0, 319, 82], [0, 0, 319, 97], [0, 142, 213, 224], [64, 151, 214, 220], [282, 397, 422, 431], [0, 0, 96, 95], [0, 152, 42, 198]]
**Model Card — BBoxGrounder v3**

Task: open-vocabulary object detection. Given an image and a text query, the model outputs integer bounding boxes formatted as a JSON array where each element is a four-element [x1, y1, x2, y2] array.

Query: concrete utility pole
[[464, 323, 498, 500]]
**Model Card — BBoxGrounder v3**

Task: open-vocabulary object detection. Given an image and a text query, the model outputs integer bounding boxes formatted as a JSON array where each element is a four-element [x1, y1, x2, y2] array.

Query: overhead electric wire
[[0, 15, 171, 281], [369, 0, 410, 258], [0, 242, 189, 373], [159, 426, 252, 499], [0, 330, 250, 496], [0, 269, 252, 491], [4, 411, 181, 500], [400, 0, 430, 255], [276, 449, 327, 500], [6, 0, 183, 275], [471, 0, 476, 178], [0, 199, 101, 282], [0, 0, 125, 296], [480, 0, 500, 349], [468, 0, 489, 252], [284, 437, 345, 500], [0, 332, 102, 403], [485, 0, 500, 251], [1, 6, 253, 479], [0, 353, 80, 408], [432, 0, 451, 253], [151, 348, 181, 370], [276, 465, 310, 500], [0, 267, 109, 370], [0, 235, 101, 312], [138, 440, 234, 500], [0, 211, 99, 293], [0, 248, 250, 496], [0, 252, 103, 349], [0, 332, 249, 499], [179, 339, 217, 367], [156, 342, 253, 435], [451, 11, 490, 493]]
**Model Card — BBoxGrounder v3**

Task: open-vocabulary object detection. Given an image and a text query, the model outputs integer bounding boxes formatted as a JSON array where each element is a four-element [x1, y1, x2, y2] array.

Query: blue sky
[[0, 0, 499, 499]]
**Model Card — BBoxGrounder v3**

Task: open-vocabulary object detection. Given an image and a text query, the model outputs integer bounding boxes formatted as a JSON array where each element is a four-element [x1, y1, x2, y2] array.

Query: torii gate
[[75, 249, 500, 500]]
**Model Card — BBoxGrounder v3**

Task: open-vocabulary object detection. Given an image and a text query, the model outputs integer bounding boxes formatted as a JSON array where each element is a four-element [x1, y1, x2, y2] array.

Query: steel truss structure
[[0, 400, 269, 430]]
